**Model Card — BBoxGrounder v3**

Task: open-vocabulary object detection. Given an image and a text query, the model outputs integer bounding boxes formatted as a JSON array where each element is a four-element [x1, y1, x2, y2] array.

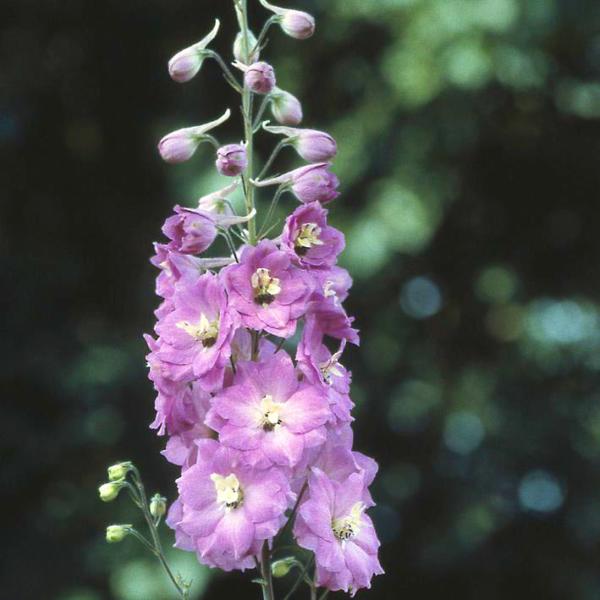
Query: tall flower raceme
[[99, 2, 382, 599]]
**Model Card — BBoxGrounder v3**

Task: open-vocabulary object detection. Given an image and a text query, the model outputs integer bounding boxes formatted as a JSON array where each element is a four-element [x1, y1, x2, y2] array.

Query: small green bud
[[150, 494, 168, 518], [106, 524, 132, 543], [271, 557, 297, 578], [107, 461, 133, 481], [98, 480, 124, 502]]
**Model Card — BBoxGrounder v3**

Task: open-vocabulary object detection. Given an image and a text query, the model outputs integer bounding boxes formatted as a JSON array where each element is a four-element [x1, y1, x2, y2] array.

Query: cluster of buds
[[140, 2, 383, 598]]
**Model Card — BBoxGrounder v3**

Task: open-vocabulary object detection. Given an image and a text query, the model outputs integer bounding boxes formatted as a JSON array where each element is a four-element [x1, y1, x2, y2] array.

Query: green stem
[[253, 95, 272, 131], [257, 139, 288, 180], [239, 0, 257, 246], [260, 542, 276, 600], [131, 468, 189, 599], [206, 50, 243, 92], [258, 185, 286, 238]]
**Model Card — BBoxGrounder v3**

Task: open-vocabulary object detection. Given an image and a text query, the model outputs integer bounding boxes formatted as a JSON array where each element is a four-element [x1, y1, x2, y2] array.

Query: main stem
[[239, 0, 257, 247]]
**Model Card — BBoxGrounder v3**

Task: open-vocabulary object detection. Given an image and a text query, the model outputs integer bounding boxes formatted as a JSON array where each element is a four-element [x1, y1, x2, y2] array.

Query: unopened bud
[[259, 0, 315, 40], [233, 30, 260, 64], [271, 557, 298, 578], [150, 494, 168, 518], [99, 481, 125, 502], [216, 144, 248, 177], [270, 88, 303, 126], [107, 461, 133, 481], [244, 62, 276, 95], [158, 109, 231, 164], [262, 123, 336, 163], [106, 524, 132, 543], [168, 20, 220, 83]]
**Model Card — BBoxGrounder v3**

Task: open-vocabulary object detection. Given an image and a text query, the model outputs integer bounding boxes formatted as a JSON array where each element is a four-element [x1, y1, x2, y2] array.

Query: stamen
[[177, 313, 219, 348], [332, 502, 365, 541], [211, 473, 244, 510], [294, 222, 323, 256], [251, 268, 282, 307]]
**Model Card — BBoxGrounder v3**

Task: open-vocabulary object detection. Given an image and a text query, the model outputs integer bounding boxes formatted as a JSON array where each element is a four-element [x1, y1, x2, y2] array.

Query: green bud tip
[[98, 480, 124, 502], [107, 461, 133, 481], [106, 524, 132, 543], [271, 557, 297, 578], [150, 494, 168, 518]]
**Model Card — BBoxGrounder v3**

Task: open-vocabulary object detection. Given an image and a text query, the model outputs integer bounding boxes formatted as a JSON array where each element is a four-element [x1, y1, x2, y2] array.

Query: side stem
[[261, 541, 276, 600]]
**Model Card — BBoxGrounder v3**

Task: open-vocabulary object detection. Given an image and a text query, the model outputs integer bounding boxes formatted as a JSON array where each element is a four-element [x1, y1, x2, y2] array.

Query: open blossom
[[294, 468, 383, 595], [163, 206, 218, 254], [282, 202, 345, 268], [172, 439, 293, 570], [207, 352, 330, 467], [145, 2, 382, 593], [221, 240, 313, 337], [155, 272, 238, 391]]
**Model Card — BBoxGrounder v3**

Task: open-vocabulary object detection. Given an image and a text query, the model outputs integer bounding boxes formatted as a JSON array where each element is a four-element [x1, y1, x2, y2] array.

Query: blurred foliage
[[3, 0, 600, 598]]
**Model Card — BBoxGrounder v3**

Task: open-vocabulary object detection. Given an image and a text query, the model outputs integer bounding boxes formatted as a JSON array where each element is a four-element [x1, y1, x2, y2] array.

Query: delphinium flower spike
[[102, 2, 383, 599]]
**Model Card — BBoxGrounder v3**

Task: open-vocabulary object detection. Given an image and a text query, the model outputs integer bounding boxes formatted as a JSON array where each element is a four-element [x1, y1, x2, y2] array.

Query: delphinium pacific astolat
[[99, 2, 383, 598]]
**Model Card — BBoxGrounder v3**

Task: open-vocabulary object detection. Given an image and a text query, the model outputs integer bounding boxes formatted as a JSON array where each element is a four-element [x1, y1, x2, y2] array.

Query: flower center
[[177, 313, 219, 348], [251, 268, 281, 307], [211, 473, 244, 510], [319, 348, 344, 385], [294, 222, 323, 256], [332, 502, 365, 541], [259, 394, 283, 432]]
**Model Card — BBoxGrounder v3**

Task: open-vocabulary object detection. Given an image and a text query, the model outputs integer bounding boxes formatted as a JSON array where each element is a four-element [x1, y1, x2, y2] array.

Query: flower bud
[[107, 461, 133, 482], [233, 30, 260, 64], [149, 494, 168, 518], [259, 0, 316, 40], [106, 524, 132, 543], [99, 480, 124, 502], [270, 88, 303, 126], [163, 206, 217, 254], [216, 144, 248, 177], [271, 557, 298, 578], [262, 122, 337, 162], [244, 62, 276, 95], [295, 130, 337, 162], [253, 162, 339, 204], [168, 20, 220, 83], [158, 109, 231, 164], [291, 163, 339, 204]]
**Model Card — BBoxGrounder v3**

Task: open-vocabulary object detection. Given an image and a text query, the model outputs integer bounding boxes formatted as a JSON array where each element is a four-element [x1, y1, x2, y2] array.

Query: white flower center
[[319, 348, 344, 385], [260, 394, 283, 431], [294, 222, 323, 255], [332, 502, 365, 541], [177, 313, 219, 348], [251, 268, 281, 307], [211, 473, 243, 510]]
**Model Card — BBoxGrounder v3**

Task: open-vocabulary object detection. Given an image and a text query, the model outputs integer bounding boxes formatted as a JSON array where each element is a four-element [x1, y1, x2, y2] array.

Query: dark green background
[[4, 0, 600, 598]]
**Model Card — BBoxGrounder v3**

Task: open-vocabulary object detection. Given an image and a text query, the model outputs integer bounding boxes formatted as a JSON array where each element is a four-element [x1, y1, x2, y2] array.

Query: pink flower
[[155, 272, 238, 391], [162, 206, 218, 254], [216, 144, 248, 177], [161, 383, 214, 470], [281, 202, 345, 268], [221, 240, 314, 337], [207, 352, 330, 467], [244, 62, 276, 94], [172, 439, 293, 570], [294, 469, 383, 595]]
